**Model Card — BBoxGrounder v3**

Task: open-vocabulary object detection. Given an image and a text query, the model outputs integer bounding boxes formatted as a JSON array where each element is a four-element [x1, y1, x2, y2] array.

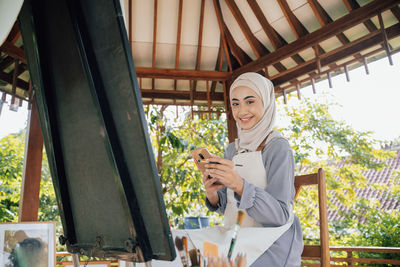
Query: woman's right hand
[[202, 172, 224, 207]]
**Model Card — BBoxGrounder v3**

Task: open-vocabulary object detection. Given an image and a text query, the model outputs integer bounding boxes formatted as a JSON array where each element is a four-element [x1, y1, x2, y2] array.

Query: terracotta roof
[[328, 146, 400, 222]]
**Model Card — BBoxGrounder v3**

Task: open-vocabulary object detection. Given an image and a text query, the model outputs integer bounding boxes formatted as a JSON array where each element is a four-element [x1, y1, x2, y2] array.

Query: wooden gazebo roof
[[1, 0, 400, 110]]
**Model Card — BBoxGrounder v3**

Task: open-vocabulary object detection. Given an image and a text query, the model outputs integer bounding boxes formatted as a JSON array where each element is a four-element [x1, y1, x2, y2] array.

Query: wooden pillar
[[223, 80, 237, 143], [318, 168, 330, 267], [19, 99, 43, 222]]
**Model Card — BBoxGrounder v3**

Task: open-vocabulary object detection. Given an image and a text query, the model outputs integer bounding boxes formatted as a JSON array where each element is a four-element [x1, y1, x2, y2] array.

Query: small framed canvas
[[0, 221, 56, 267]]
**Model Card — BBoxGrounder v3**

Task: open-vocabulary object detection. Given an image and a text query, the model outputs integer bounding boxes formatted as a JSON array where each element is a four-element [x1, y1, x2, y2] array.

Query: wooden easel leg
[[18, 99, 43, 222]]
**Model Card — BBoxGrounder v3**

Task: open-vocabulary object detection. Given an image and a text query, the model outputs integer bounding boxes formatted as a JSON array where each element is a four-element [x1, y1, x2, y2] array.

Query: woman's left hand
[[205, 156, 244, 196]]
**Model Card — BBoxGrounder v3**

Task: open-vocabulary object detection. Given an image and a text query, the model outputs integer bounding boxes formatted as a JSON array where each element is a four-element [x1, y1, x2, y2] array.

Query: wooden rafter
[[191, 0, 206, 94], [224, 0, 268, 58], [135, 67, 229, 81], [0, 71, 29, 90], [128, 0, 132, 42], [140, 89, 224, 101], [272, 22, 400, 86], [307, 0, 350, 44], [6, 22, 21, 44], [195, 0, 206, 71], [152, 0, 158, 92], [247, 0, 305, 66], [212, 0, 232, 72], [0, 42, 27, 64], [232, 0, 399, 77], [210, 39, 224, 94], [277, 0, 308, 38], [391, 6, 400, 22], [342, 0, 377, 32], [223, 24, 251, 65], [0, 57, 15, 71], [247, 0, 283, 50], [175, 0, 183, 70], [174, 0, 184, 93]]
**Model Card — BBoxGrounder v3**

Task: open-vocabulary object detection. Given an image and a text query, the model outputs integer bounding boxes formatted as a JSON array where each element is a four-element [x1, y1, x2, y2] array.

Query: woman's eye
[[232, 103, 239, 106], [247, 100, 254, 104]]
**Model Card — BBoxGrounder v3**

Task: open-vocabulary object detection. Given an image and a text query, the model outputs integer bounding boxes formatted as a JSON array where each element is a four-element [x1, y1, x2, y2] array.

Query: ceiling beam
[[174, 0, 184, 93], [223, 24, 252, 65], [277, 0, 308, 38], [135, 68, 230, 81], [0, 71, 29, 91], [247, 0, 305, 66], [195, 0, 206, 71], [391, 6, 400, 22], [342, 0, 377, 32], [232, 0, 399, 77], [212, 0, 232, 71], [307, 0, 350, 44], [140, 89, 224, 101], [192, 0, 207, 93], [0, 57, 15, 71], [271, 22, 400, 86], [211, 39, 224, 94], [224, 0, 268, 58], [0, 42, 26, 63], [175, 0, 183, 70], [6, 22, 21, 44], [152, 0, 158, 68], [247, 0, 284, 50]]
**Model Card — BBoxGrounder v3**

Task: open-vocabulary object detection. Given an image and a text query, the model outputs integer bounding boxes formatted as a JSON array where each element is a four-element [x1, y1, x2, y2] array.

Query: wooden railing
[[302, 246, 400, 267], [57, 247, 400, 266]]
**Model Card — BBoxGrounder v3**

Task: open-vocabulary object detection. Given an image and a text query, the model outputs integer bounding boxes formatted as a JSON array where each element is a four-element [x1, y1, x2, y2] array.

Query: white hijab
[[229, 72, 277, 152]]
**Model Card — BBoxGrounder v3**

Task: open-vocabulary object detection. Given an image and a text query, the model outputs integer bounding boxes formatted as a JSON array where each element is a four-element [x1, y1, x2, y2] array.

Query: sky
[[0, 53, 399, 141]]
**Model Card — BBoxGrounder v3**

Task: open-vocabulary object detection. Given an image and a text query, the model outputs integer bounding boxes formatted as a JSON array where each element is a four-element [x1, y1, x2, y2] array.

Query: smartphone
[[191, 147, 213, 173], [191, 148, 222, 185]]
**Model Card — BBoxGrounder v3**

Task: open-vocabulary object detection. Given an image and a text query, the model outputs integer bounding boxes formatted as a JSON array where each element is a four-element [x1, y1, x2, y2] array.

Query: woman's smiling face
[[230, 86, 264, 130]]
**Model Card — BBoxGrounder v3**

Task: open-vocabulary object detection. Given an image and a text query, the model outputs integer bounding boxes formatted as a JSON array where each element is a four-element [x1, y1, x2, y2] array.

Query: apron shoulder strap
[[256, 130, 274, 151]]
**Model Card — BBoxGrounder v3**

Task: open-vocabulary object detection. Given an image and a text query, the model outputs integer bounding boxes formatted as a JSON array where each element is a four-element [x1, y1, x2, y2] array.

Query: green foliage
[[0, 131, 61, 232], [0, 132, 24, 221], [275, 96, 396, 246], [145, 105, 227, 228]]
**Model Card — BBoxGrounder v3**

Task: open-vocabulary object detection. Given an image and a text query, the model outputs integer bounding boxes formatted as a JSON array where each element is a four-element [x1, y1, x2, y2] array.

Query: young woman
[[201, 72, 303, 266]]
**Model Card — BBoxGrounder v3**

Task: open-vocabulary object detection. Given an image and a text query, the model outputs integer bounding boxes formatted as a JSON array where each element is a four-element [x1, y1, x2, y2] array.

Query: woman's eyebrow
[[231, 95, 256, 101]]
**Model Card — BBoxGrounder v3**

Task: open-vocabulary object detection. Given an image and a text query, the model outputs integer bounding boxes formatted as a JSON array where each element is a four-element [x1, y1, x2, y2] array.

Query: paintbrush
[[182, 236, 189, 267], [189, 248, 199, 266], [174, 236, 188, 267], [227, 210, 245, 260]]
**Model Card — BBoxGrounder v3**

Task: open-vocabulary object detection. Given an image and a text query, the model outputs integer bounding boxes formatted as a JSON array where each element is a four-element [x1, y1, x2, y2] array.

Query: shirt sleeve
[[235, 138, 295, 227]]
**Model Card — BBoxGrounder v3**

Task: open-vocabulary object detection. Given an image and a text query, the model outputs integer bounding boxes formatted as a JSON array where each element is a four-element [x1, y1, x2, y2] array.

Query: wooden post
[[378, 12, 393, 66], [223, 81, 237, 143], [19, 99, 44, 222], [318, 168, 330, 267], [311, 77, 316, 94], [363, 57, 370, 75]]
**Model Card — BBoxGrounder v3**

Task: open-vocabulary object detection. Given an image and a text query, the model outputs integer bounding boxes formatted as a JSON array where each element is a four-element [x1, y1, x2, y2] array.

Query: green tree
[[145, 105, 227, 227], [0, 131, 59, 224], [276, 94, 395, 246]]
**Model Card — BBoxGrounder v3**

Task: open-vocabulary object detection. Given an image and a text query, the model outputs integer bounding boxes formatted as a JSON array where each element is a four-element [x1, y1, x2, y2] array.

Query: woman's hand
[[202, 172, 225, 207], [205, 156, 244, 196]]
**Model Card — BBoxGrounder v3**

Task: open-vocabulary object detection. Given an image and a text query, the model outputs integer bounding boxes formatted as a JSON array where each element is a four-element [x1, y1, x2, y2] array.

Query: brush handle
[[227, 237, 236, 260], [227, 224, 240, 260]]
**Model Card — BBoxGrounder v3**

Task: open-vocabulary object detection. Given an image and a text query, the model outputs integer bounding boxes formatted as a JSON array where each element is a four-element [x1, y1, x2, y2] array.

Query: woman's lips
[[240, 116, 253, 123]]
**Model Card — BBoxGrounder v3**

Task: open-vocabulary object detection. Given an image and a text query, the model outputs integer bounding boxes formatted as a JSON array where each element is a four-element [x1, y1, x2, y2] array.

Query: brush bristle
[[174, 236, 183, 251], [237, 210, 245, 225], [189, 249, 198, 266], [182, 236, 188, 251]]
